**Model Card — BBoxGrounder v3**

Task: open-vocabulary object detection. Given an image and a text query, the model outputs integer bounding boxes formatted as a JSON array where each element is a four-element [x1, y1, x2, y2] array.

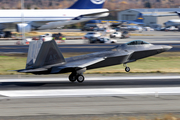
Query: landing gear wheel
[[76, 75, 85, 83], [125, 67, 130, 72], [69, 74, 76, 82]]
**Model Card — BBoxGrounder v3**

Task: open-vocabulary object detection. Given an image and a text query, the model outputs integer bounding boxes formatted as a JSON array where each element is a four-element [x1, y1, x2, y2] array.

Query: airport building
[[118, 8, 180, 27]]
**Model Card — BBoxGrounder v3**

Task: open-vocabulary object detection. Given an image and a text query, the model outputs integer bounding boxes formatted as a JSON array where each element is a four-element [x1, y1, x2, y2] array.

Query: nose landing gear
[[125, 67, 130, 72], [123, 64, 130, 72]]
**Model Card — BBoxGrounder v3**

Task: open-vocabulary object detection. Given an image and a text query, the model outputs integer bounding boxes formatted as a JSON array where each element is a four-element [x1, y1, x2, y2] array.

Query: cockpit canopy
[[126, 40, 150, 45]]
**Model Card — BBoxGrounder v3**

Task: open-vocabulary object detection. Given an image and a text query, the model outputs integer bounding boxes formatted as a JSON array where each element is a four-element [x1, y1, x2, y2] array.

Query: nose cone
[[163, 45, 172, 51]]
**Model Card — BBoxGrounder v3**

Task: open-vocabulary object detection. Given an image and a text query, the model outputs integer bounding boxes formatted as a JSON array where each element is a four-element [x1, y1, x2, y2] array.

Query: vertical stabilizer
[[26, 40, 43, 69], [68, 0, 106, 9], [134, 13, 144, 23], [26, 40, 65, 69]]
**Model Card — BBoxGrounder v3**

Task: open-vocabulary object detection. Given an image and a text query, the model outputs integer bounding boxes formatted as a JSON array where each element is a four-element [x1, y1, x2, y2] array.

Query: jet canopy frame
[[126, 40, 150, 45]]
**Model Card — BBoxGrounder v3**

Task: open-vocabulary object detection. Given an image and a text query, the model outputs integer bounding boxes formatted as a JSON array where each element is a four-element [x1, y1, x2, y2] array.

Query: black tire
[[95, 41, 100, 43], [76, 75, 85, 83], [110, 35, 115, 38], [69, 74, 76, 82], [125, 67, 130, 72], [121, 35, 124, 39]]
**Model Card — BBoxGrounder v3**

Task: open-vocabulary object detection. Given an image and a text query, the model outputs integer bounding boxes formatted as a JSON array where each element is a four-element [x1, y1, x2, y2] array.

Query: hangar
[[118, 8, 180, 27]]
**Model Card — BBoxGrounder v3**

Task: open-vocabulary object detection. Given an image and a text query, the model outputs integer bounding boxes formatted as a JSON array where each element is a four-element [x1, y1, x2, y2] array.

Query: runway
[[0, 31, 180, 53], [0, 74, 180, 118], [0, 30, 180, 118], [0, 42, 179, 54], [2, 87, 180, 98], [1, 75, 180, 97]]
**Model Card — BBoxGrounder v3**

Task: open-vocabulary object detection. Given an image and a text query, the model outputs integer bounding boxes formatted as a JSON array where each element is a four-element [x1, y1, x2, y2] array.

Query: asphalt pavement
[[1, 74, 180, 89], [0, 42, 178, 54], [1, 31, 180, 53], [0, 74, 180, 118], [0, 30, 180, 119]]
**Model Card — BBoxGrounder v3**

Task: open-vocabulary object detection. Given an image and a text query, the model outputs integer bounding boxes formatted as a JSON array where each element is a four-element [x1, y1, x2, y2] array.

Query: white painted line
[[1, 87, 180, 98], [0, 76, 180, 82]]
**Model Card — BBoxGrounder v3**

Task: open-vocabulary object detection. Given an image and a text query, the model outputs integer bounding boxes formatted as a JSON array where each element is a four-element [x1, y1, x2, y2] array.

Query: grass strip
[[0, 52, 180, 75], [13, 31, 153, 37]]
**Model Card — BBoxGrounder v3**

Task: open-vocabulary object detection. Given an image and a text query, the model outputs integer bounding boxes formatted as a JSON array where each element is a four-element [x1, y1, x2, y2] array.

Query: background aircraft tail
[[134, 13, 144, 23], [68, 0, 106, 9], [26, 40, 65, 69]]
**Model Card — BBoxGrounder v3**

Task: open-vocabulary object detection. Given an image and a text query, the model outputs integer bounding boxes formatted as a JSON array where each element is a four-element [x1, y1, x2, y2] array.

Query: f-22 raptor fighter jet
[[17, 40, 172, 83]]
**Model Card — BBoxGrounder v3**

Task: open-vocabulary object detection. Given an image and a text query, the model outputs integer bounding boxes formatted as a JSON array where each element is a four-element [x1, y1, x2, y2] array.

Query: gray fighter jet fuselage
[[17, 40, 172, 83]]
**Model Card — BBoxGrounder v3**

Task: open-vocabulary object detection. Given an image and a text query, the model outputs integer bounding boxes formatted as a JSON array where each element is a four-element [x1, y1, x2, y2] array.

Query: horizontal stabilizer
[[17, 68, 48, 73]]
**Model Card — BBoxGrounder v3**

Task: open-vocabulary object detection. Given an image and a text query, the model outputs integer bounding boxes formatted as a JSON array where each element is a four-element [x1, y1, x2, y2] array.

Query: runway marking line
[[1, 87, 180, 98], [0, 76, 179, 98], [1, 76, 180, 82]]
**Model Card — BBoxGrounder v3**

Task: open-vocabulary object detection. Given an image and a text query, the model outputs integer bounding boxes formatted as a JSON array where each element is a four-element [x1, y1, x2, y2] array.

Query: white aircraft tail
[[68, 0, 106, 9]]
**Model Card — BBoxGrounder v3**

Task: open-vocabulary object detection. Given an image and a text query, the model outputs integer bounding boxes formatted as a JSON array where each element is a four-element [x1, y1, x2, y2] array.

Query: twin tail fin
[[26, 40, 65, 69]]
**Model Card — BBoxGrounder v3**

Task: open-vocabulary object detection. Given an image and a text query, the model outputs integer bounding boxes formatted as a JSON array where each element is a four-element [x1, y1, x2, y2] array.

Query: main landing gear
[[69, 73, 85, 83], [123, 64, 130, 72]]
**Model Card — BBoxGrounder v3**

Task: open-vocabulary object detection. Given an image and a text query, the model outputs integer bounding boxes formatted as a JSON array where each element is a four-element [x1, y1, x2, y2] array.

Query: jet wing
[[65, 57, 105, 68], [50, 57, 105, 74], [71, 10, 109, 21]]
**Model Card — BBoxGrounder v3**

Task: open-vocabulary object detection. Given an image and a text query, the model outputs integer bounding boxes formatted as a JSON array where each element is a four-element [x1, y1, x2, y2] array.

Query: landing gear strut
[[123, 64, 130, 72]]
